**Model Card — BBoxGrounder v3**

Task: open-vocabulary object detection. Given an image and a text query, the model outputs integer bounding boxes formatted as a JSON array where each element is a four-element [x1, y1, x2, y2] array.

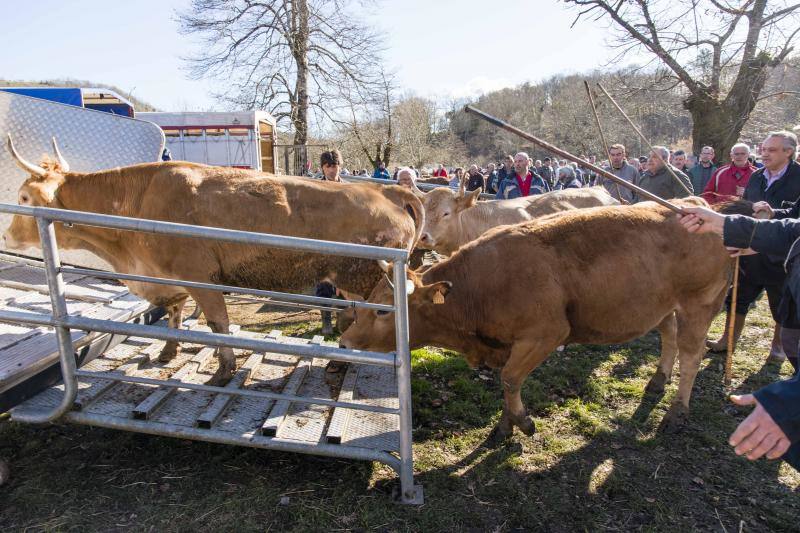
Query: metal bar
[[326, 364, 359, 444], [131, 347, 216, 420], [12, 219, 79, 424], [57, 410, 402, 470], [0, 277, 111, 303], [462, 105, 688, 215], [0, 204, 409, 262], [595, 82, 692, 195], [196, 351, 263, 429], [392, 260, 419, 504], [0, 309, 397, 368], [342, 174, 495, 200], [58, 266, 394, 313], [222, 294, 343, 313], [67, 370, 399, 415]]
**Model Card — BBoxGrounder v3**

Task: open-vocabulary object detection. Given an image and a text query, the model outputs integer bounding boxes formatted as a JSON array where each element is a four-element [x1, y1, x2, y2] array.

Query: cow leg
[[188, 289, 235, 385], [662, 304, 716, 432], [489, 335, 564, 445], [158, 296, 188, 363], [645, 312, 678, 394]]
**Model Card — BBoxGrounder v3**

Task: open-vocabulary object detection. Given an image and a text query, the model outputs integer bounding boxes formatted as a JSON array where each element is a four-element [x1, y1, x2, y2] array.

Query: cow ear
[[419, 281, 452, 304], [459, 188, 481, 210]]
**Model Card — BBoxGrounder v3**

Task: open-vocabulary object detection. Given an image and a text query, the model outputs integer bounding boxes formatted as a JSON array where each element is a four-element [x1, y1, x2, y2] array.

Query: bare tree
[[566, 0, 800, 160], [178, 0, 385, 145]]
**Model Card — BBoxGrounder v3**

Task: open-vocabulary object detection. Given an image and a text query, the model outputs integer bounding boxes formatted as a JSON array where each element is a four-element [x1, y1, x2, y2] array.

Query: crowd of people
[[313, 130, 800, 471]]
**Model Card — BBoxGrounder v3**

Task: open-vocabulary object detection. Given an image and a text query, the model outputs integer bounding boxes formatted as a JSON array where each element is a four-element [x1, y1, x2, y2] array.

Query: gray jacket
[[597, 162, 638, 203], [634, 165, 693, 202]]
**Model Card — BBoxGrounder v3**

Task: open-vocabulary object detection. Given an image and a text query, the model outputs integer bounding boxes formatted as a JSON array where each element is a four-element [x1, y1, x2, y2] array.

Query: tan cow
[[341, 198, 731, 443], [416, 185, 619, 255], [4, 137, 423, 384]]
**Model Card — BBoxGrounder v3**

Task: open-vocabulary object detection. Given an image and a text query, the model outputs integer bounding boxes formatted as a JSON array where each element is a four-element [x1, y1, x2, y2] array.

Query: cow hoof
[[661, 403, 689, 433], [157, 345, 180, 363], [207, 367, 235, 387], [515, 415, 536, 436], [645, 371, 668, 394], [486, 425, 513, 448]]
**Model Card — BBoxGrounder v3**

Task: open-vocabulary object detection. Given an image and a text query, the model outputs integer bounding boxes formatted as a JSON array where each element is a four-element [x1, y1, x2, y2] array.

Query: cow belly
[[563, 298, 675, 345]]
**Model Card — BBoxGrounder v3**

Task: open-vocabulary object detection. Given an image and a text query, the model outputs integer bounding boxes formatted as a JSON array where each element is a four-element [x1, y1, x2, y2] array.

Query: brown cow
[[4, 137, 423, 384], [417, 185, 619, 255], [340, 198, 731, 443]]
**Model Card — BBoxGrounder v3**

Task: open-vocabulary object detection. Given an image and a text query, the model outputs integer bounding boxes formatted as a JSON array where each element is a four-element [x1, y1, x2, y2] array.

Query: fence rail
[[0, 202, 421, 504]]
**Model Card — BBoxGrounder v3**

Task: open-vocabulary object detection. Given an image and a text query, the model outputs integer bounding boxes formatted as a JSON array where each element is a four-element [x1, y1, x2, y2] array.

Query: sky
[[0, 0, 624, 112]]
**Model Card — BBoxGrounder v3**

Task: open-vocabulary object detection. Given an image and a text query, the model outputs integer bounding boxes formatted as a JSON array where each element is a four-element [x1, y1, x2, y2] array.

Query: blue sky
[[0, 0, 622, 111]]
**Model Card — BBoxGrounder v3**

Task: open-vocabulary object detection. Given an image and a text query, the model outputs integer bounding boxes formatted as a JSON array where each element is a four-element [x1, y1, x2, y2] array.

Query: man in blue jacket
[[680, 204, 800, 469], [707, 131, 800, 362], [495, 152, 549, 200], [372, 161, 390, 180]]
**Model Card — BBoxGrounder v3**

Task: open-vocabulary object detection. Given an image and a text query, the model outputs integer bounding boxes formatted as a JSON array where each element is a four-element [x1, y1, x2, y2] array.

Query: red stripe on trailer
[[159, 124, 255, 130]]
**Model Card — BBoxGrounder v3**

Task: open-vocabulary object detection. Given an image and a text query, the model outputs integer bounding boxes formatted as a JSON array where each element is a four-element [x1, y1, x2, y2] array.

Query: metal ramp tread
[[13, 322, 401, 454], [0, 257, 152, 393]]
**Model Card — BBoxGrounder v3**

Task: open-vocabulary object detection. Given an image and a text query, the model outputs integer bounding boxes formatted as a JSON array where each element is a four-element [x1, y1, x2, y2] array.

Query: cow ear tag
[[432, 290, 446, 304]]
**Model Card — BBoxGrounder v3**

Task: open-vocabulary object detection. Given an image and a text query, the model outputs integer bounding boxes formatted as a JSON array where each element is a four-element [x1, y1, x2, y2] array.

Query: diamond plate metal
[[0, 91, 165, 269]]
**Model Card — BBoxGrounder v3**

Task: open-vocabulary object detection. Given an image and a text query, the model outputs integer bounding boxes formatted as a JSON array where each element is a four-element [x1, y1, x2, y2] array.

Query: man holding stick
[[634, 146, 694, 202], [679, 204, 800, 470], [597, 143, 638, 203]]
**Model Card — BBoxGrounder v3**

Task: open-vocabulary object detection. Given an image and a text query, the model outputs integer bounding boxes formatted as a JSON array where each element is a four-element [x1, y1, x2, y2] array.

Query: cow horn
[[51, 137, 70, 172], [377, 260, 391, 273], [383, 273, 394, 289], [409, 179, 426, 198], [458, 175, 466, 197], [6, 134, 47, 178]]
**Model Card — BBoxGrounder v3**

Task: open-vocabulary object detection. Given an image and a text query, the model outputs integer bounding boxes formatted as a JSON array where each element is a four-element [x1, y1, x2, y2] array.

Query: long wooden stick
[[724, 257, 740, 385], [595, 82, 693, 196], [463, 105, 689, 215], [583, 80, 626, 204]]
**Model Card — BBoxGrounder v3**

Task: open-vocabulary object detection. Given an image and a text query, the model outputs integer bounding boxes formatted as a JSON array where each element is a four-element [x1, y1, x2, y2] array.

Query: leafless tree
[[566, 0, 800, 160], [178, 0, 385, 145]]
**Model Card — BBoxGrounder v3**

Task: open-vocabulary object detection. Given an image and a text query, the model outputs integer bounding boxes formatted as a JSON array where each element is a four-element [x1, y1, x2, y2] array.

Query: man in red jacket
[[433, 163, 448, 178], [702, 143, 756, 204]]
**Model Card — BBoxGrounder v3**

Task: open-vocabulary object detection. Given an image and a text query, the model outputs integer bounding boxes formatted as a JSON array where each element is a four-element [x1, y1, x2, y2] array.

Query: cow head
[[339, 262, 452, 352], [3, 135, 70, 250], [418, 187, 481, 252]]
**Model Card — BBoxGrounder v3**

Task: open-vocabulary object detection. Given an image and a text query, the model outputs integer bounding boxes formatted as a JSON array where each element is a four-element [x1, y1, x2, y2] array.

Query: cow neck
[[460, 202, 495, 243], [52, 170, 146, 271], [56, 168, 149, 217], [417, 261, 476, 353]]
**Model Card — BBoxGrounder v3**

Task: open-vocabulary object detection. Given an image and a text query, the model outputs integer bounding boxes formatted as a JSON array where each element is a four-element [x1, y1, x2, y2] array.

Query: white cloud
[[429, 76, 516, 101]]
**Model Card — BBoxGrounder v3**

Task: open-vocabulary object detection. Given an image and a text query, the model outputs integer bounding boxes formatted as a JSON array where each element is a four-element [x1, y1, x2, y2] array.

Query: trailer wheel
[[0, 458, 8, 487]]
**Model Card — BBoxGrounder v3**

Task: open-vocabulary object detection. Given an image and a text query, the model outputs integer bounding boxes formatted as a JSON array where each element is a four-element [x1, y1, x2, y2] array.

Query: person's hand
[[726, 247, 757, 258], [729, 394, 791, 461], [753, 201, 774, 220], [678, 206, 725, 235]]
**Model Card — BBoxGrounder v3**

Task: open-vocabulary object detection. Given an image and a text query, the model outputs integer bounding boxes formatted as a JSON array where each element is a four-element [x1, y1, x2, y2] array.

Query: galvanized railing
[[342, 173, 497, 200], [0, 203, 421, 503]]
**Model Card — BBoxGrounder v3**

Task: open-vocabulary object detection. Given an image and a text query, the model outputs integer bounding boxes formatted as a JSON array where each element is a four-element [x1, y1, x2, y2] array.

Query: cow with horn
[[3, 136, 424, 384]]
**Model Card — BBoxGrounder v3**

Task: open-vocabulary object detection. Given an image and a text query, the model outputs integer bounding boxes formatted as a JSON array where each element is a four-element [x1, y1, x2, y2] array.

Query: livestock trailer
[[0, 87, 136, 117], [140, 111, 277, 173]]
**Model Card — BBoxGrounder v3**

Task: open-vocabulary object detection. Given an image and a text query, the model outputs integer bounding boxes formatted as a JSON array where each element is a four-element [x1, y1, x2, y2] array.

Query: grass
[[1, 297, 799, 531]]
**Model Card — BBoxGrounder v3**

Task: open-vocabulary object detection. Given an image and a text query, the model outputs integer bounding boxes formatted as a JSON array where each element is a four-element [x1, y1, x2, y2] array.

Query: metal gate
[[0, 203, 422, 504]]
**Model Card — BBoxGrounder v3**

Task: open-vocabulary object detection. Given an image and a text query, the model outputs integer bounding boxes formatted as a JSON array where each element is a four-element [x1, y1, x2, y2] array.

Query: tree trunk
[[292, 0, 310, 146], [684, 89, 763, 165]]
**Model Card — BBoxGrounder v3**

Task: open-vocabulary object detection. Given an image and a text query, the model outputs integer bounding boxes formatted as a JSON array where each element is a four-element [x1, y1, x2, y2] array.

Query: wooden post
[[724, 257, 740, 386], [583, 80, 626, 203]]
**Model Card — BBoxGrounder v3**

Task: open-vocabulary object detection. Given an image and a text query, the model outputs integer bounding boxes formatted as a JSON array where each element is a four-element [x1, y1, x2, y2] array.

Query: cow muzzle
[[419, 232, 434, 248], [2, 231, 22, 250]]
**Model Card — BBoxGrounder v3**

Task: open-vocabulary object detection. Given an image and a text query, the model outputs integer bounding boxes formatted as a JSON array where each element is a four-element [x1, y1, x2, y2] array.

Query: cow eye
[[376, 310, 390, 316], [441, 212, 450, 218]]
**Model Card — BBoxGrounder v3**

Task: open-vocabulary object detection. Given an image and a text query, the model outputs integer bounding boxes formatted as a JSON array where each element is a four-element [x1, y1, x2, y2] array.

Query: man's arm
[[724, 215, 800, 256], [754, 375, 800, 444], [772, 198, 800, 220], [673, 168, 694, 197]]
